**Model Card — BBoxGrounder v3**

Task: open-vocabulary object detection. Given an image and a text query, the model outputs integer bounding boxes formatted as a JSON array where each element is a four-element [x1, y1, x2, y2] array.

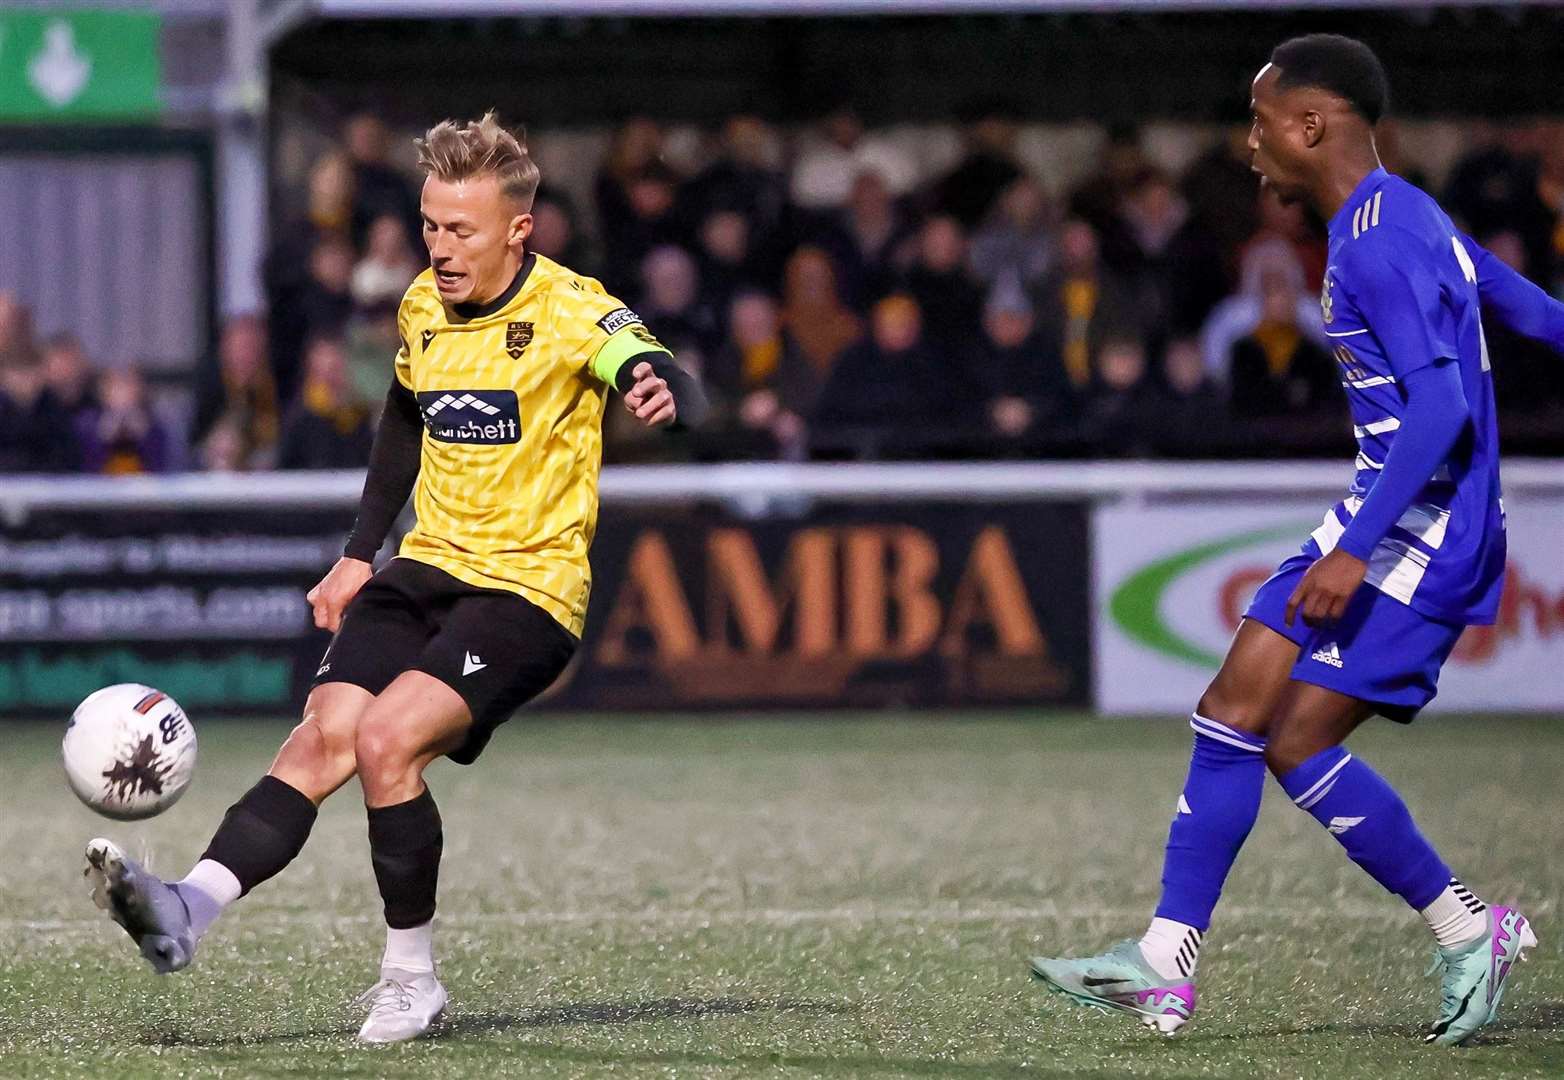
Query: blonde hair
[[415, 111, 540, 210]]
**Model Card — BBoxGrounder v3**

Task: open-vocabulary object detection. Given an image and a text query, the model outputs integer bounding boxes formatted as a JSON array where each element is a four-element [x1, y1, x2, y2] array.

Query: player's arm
[[1460, 234, 1564, 353], [308, 378, 423, 631], [589, 325, 709, 430], [1289, 247, 1468, 626]]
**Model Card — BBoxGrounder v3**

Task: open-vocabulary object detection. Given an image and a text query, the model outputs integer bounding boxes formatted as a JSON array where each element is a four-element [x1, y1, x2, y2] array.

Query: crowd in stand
[[2, 109, 1561, 474]]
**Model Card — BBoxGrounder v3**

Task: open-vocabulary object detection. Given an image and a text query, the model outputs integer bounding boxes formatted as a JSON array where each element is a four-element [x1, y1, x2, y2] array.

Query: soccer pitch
[[1, 714, 1560, 1079]]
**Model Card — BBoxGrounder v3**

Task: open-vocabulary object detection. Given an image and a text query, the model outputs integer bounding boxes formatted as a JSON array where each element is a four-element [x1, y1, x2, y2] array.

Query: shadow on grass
[[139, 995, 851, 1048]]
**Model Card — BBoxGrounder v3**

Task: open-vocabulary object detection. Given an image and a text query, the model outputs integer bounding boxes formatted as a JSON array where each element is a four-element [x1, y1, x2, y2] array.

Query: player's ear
[[509, 212, 533, 248], [1302, 109, 1325, 149]]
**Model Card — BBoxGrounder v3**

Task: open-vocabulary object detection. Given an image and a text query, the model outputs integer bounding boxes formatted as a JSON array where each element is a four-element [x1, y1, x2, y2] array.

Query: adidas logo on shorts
[[1311, 642, 1344, 669]]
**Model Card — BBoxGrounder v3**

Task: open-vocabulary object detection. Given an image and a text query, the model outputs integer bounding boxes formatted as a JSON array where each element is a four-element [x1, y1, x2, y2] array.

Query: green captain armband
[[589, 322, 672, 386]]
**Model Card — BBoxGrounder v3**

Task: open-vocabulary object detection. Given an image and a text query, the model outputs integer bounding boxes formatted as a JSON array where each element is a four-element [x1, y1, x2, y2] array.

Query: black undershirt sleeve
[[343, 379, 423, 562], [613, 351, 710, 430]]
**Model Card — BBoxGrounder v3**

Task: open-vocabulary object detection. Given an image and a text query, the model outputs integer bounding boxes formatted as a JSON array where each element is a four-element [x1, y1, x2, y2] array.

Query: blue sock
[[1277, 746, 1450, 910], [1152, 714, 1267, 931]]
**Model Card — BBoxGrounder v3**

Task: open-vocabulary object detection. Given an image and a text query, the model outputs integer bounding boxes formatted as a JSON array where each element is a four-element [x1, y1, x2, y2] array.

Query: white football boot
[[355, 968, 448, 1044], [84, 838, 197, 974]]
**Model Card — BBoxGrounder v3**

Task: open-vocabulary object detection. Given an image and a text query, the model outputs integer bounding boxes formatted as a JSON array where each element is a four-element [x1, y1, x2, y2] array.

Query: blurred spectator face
[[608, 118, 662, 176], [730, 292, 780, 348], [366, 214, 412, 264], [1164, 338, 1206, 395], [871, 295, 922, 353], [42, 335, 90, 400], [0, 291, 32, 353], [200, 417, 246, 472], [723, 116, 773, 168], [308, 152, 355, 223], [919, 216, 967, 273], [304, 338, 350, 397], [0, 355, 45, 406], [345, 115, 390, 165], [1058, 219, 1099, 273], [824, 109, 862, 149], [1097, 338, 1147, 391], [528, 199, 573, 260], [996, 177, 1048, 229], [1259, 271, 1298, 325], [1129, 172, 1177, 221], [701, 210, 749, 266], [848, 170, 891, 220], [642, 246, 699, 313], [982, 306, 1034, 349], [99, 366, 146, 413], [628, 173, 676, 220], [420, 172, 530, 305], [972, 115, 1017, 155], [312, 237, 356, 292], [220, 316, 268, 386], [784, 247, 842, 308], [1102, 136, 1146, 187]]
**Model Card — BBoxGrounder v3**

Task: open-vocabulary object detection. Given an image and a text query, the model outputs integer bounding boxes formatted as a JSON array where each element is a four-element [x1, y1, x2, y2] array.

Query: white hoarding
[[1093, 495, 1564, 714]]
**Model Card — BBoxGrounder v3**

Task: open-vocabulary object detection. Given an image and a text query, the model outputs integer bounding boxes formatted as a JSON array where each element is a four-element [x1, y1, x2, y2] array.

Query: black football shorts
[[310, 557, 578, 763]]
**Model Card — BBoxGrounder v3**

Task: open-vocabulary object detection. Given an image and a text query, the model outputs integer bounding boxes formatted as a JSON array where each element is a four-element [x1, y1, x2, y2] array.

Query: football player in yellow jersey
[[83, 113, 706, 1043]]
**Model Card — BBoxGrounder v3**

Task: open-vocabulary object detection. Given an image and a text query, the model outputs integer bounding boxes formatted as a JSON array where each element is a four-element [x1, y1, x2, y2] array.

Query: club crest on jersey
[[417, 389, 521, 444], [596, 307, 643, 336], [1320, 275, 1335, 324], [506, 321, 534, 359]]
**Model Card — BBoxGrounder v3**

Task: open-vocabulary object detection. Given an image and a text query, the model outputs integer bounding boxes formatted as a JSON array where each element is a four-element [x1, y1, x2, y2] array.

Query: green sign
[[0, 9, 160, 121]]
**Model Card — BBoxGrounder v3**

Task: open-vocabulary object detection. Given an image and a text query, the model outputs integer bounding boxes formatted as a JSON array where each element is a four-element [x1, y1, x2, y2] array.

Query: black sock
[[367, 787, 443, 930], [200, 776, 318, 897]]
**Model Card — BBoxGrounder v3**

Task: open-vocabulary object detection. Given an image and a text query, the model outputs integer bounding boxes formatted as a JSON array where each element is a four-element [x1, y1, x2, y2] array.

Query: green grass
[[1, 713, 1561, 1078]]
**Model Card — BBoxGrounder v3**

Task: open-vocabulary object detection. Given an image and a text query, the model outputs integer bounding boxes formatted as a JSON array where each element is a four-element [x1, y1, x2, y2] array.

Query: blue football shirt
[[1309, 168, 1505, 625]]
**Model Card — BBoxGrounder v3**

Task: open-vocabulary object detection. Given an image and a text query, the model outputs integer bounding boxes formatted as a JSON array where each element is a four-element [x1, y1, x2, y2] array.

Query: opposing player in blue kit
[[1030, 34, 1564, 1045]]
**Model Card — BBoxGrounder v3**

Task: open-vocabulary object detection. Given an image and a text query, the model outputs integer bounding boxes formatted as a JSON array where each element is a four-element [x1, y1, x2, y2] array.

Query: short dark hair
[[1270, 34, 1389, 124]]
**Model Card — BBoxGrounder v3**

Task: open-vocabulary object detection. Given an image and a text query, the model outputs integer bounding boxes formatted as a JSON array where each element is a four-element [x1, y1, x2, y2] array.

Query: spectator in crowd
[[790, 107, 919, 212], [343, 113, 421, 252], [682, 116, 788, 263], [1200, 237, 1330, 381], [638, 245, 721, 362], [932, 101, 1025, 228], [1245, 185, 1327, 291], [1443, 123, 1533, 249], [528, 189, 593, 273], [1182, 126, 1262, 282], [266, 151, 355, 399], [970, 175, 1055, 290], [0, 348, 79, 472], [812, 169, 913, 311], [195, 315, 279, 469], [1517, 119, 1564, 293], [75, 365, 171, 475], [351, 213, 421, 313], [1079, 331, 1164, 458], [277, 336, 374, 470], [1480, 230, 1564, 417], [1106, 166, 1230, 338], [1033, 218, 1137, 393], [1068, 124, 1150, 237], [596, 120, 685, 286], [1227, 267, 1338, 419], [901, 214, 983, 358], [199, 415, 248, 473], [707, 290, 818, 460], [781, 246, 864, 382], [696, 208, 766, 322], [813, 293, 954, 457], [345, 301, 401, 406], [40, 332, 97, 426], [0, 290, 33, 355], [1155, 335, 1230, 455], [969, 275, 1073, 449]]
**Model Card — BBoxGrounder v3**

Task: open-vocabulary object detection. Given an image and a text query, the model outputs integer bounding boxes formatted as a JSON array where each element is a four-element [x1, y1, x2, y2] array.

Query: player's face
[[420, 174, 532, 305], [1247, 63, 1312, 205]]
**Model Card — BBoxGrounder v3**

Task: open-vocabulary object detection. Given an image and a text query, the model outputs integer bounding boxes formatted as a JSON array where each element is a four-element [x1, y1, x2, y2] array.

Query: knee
[[283, 713, 356, 781], [1263, 716, 1326, 778], [1195, 683, 1269, 738], [354, 712, 419, 782]]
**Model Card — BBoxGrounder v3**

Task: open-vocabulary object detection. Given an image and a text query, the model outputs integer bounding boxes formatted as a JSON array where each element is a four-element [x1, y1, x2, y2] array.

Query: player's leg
[[1030, 613, 1301, 1034], [350, 579, 577, 1043], [1268, 639, 1536, 1045], [85, 562, 428, 974]]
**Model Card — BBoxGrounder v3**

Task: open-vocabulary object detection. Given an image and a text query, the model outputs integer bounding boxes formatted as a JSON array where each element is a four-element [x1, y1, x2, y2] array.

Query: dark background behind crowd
[[3, 14, 1563, 475]]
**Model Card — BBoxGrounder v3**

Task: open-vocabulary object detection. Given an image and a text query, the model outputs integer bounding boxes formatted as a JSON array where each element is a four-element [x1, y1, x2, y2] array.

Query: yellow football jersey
[[392, 253, 669, 637]]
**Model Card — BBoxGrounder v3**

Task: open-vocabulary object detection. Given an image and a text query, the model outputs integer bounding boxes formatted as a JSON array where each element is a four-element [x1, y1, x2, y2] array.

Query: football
[[62, 684, 198, 821]]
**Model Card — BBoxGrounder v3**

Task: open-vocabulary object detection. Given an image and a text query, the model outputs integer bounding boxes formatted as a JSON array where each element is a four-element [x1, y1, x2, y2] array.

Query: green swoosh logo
[[1109, 523, 1313, 668]]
